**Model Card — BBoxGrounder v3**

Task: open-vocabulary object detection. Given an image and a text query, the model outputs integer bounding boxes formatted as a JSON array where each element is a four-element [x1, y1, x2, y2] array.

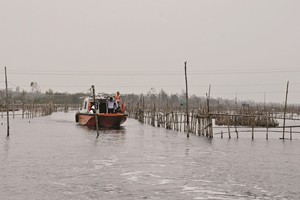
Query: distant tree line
[[1, 87, 300, 115], [124, 88, 300, 116], [0, 88, 87, 105]]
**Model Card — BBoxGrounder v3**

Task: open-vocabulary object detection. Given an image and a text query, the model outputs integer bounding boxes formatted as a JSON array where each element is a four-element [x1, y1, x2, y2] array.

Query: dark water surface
[[1, 112, 300, 200]]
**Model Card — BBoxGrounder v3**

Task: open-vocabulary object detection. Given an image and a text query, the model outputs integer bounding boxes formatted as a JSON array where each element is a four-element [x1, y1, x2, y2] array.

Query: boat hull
[[76, 113, 127, 128]]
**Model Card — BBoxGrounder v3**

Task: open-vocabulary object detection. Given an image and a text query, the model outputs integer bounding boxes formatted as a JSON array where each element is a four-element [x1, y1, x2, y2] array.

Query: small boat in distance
[[75, 92, 127, 128]]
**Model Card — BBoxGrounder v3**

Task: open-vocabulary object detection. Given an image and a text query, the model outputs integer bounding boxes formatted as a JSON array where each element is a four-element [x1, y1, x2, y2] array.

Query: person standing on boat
[[89, 105, 95, 113], [115, 91, 121, 106], [108, 97, 115, 113]]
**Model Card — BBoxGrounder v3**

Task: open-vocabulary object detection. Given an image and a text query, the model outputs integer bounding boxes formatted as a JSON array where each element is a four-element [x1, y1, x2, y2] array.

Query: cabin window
[[84, 102, 87, 109], [99, 102, 107, 113]]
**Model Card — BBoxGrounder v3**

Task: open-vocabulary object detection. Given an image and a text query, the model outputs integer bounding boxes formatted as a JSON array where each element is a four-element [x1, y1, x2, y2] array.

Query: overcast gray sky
[[1, 0, 299, 104]]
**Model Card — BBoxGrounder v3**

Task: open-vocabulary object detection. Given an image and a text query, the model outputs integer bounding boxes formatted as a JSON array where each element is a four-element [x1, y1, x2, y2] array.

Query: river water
[[1, 112, 300, 200]]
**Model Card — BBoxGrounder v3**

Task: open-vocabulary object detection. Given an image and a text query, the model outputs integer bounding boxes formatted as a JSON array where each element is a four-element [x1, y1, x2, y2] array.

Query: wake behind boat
[[75, 91, 127, 128]]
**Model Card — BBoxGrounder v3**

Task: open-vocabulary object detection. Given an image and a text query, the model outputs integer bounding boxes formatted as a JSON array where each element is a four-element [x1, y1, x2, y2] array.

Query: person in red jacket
[[115, 91, 121, 106]]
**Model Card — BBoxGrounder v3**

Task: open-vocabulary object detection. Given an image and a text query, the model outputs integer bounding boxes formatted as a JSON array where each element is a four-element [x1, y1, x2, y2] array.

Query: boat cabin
[[80, 96, 107, 114], [80, 95, 122, 114]]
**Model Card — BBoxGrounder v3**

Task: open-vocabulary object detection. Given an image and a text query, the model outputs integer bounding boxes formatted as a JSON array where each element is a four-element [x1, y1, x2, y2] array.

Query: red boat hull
[[76, 113, 127, 128]]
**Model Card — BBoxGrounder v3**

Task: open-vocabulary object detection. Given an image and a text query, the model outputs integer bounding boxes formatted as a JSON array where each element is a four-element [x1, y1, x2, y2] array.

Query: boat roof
[[83, 93, 114, 101]]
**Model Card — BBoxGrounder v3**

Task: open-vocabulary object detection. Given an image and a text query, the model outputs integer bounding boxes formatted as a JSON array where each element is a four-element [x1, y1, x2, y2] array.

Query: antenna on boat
[[92, 85, 100, 138]]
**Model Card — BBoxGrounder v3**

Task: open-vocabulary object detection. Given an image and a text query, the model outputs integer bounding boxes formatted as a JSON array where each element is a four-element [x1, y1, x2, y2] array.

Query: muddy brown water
[[1, 112, 300, 199]]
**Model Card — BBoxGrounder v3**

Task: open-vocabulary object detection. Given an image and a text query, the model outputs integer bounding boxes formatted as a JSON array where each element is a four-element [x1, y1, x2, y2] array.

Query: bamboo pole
[[252, 117, 254, 140], [227, 115, 231, 139], [205, 118, 209, 137], [207, 84, 213, 138], [142, 95, 145, 124], [202, 118, 205, 136], [172, 112, 175, 130], [184, 61, 189, 138], [12, 102, 15, 118], [22, 103, 24, 119], [151, 103, 155, 126], [207, 84, 211, 113], [209, 115, 213, 138], [198, 117, 200, 135], [234, 116, 238, 138], [157, 113, 161, 127], [266, 112, 269, 140], [282, 81, 289, 140], [180, 113, 182, 131], [176, 113, 179, 131], [5, 67, 10, 137], [92, 85, 99, 138], [191, 114, 194, 134]]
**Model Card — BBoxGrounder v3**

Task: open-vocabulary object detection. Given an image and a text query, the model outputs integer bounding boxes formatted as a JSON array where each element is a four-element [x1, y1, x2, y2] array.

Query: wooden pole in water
[[5, 67, 10, 137], [227, 115, 231, 139], [282, 81, 289, 140], [143, 95, 145, 123], [92, 85, 99, 138], [22, 102, 25, 119], [207, 84, 211, 114], [234, 116, 238, 138], [207, 84, 213, 137], [251, 117, 254, 140], [180, 113, 182, 131], [184, 61, 189, 138], [266, 112, 269, 140], [12, 101, 15, 118]]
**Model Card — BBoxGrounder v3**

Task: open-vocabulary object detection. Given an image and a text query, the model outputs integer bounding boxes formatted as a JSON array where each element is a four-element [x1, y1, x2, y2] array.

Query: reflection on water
[[0, 112, 300, 200], [2, 137, 10, 161]]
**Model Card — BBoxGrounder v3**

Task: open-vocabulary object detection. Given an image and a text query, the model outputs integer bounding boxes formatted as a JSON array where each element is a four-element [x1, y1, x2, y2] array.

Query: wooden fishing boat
[[75, 94, 127, 128]]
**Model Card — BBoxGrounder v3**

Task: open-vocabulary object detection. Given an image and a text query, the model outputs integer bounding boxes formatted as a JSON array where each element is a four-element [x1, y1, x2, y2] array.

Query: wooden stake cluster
[[1, 103, 54, 119], [127, 104, 300, 140], [131, 107, 213, 138]]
